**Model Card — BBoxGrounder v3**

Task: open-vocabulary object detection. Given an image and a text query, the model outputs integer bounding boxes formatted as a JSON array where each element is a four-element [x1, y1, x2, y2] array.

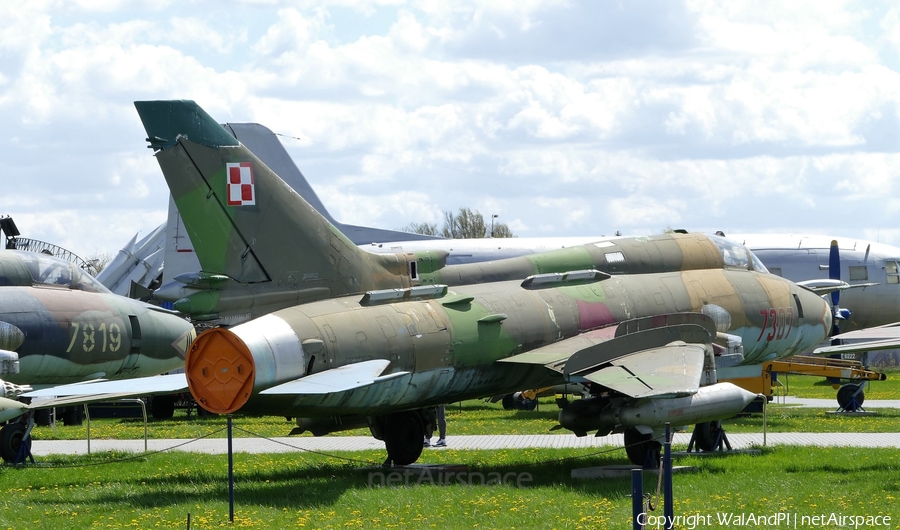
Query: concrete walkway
[[29, 432, 900, 457], [775, 396, 900, 408]]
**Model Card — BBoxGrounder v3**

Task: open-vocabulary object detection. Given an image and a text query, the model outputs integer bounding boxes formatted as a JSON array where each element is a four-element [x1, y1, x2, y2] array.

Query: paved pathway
[[776, 396, 900, 408], [30, 432, 900, 457], [28, 398, 900, 457]]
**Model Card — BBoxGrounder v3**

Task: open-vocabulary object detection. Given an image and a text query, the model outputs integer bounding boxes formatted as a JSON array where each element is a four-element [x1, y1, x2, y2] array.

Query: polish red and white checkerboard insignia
[[226, 162, 255, 206]]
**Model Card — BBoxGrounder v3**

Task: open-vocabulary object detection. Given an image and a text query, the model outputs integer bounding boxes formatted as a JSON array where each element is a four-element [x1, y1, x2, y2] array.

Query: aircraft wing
[[22, 373, 188, 407], [24, 393, 162, 409], [813, 339, 900, 355], [18, 361, 409, 412], [795, 279, 879, 296], [501, 323, 710, 398], [580, 343, 705, 398], [830, 322, 900, 341], [811, 322, 900, 355], [260, 359, 409, 395]]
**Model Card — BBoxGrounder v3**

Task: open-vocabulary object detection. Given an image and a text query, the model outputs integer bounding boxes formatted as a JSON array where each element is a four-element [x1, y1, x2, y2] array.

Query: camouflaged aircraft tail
[[135, 100, 412, 296]]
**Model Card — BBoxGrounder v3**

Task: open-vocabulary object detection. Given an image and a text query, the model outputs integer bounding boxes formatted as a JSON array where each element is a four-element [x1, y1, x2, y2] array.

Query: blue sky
[[3, 0, 900, 258]]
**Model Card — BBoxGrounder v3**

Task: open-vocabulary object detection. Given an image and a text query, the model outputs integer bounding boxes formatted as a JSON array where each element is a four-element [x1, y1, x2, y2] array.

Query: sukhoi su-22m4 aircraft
[[26, 100, 848, 468], [145, 105, 775, 328], [0, 250, 196, 462], [153, 120, 900, 353]]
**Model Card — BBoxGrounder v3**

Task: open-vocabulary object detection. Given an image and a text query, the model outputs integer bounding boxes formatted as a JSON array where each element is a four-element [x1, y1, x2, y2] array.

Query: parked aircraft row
[[15, 100, 895, 468], [149, 121, 900, 347]]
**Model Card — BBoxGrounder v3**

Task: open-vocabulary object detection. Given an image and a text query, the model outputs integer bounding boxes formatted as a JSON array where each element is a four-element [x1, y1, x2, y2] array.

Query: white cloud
[[5, 0, 900, 257]]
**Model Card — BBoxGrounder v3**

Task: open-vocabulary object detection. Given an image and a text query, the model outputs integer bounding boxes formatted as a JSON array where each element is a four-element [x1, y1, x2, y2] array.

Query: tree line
[[402, 207, 514, 238]]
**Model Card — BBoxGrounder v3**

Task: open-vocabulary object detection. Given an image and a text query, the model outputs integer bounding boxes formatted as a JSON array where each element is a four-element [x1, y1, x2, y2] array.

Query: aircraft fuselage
[[187, 268, 830, 419]]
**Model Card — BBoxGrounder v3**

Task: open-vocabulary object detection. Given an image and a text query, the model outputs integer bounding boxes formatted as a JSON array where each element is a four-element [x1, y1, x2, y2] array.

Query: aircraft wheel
[[0, 422, 26, 463], [624, 428, 661, 469], [62, 406, 83, 426], [383, 411, 425, 465], [33, 409, 52, 427], [150, 395, 176, 420], [837, 384, 864, 411], [693, 420, 722, 452], [501, 394, 516, 410]]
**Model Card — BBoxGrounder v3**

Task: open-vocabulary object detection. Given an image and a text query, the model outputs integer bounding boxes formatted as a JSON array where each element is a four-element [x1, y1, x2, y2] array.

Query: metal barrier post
[[664, 422, 673, 530], [84, 404, 91, 455], [228, 415, 234, 523], [632, 468, 644, 530]]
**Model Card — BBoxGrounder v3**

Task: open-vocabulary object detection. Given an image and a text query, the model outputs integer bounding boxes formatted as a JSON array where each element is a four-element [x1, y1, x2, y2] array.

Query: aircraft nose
[[138, 309, 196, 366], [800, 287, 832, 343]]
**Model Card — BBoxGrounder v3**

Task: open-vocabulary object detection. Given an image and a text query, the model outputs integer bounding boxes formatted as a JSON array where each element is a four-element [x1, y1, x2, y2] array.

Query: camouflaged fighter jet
[[0, 250, 196, 462], [30, 259, 835, 466], [152, 118, 900, 352], [22, 100, 853, 467], [141, 101, 775, 328], [187, 261, 833, 467]]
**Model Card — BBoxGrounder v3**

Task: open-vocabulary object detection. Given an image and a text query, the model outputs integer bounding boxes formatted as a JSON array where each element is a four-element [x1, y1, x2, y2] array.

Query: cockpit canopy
[[707, 234, 769, 273], [0, 250, 111, 293]]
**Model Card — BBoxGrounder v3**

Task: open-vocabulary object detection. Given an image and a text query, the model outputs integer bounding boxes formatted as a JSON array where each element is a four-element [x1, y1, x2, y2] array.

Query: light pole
[[490, 214, 498, 238]]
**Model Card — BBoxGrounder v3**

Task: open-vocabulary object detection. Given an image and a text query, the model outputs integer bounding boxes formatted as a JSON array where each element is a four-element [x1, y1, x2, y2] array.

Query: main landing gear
[[624, 428, 661, 468], [371, 410, 427, 466], [0, 414, 34, 465]]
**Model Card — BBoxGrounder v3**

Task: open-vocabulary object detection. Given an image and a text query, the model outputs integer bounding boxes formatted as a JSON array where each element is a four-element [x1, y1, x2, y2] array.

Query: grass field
[[26, 368, 900, 441], [776, 367, 900, 400], [1, 446, 898, 528], [7, 368, 899, 528], [25, 399, 900, 443]]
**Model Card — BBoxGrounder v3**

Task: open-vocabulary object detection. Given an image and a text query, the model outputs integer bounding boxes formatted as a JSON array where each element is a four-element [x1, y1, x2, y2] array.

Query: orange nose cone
[[186, 328, 255, 414]]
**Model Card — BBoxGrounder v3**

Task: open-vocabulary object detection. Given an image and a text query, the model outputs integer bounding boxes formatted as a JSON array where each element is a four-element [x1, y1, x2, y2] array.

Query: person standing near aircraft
[[424, 405, 447, 448]]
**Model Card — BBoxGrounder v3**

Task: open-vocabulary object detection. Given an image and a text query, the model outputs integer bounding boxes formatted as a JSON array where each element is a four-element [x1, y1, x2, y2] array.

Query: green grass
[[776, 367, 900, 400], [23, 364, 900, 442], [1, 446, 898, 528], [28, 382, 900, 442], [29, 399, 563, 441], [722, 405, 900, 433], [12, 368, 900, 527]]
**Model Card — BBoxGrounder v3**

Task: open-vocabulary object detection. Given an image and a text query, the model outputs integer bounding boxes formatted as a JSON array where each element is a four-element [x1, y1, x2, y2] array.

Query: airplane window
[[749, 251, 769, 274], [16, 251, 111, 293], [886, 261, 900, 285], [72, 268, 112, 294], [768, 267, 782, 277], [707, 234, 752, 270], [849, 266, 868, 281], [21, 252, 73, 286]]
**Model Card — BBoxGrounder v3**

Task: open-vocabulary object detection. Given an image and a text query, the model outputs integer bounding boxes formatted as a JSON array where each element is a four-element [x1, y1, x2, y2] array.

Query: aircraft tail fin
[[134, 100, 410, 295], [222, 122, 442, 245]]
